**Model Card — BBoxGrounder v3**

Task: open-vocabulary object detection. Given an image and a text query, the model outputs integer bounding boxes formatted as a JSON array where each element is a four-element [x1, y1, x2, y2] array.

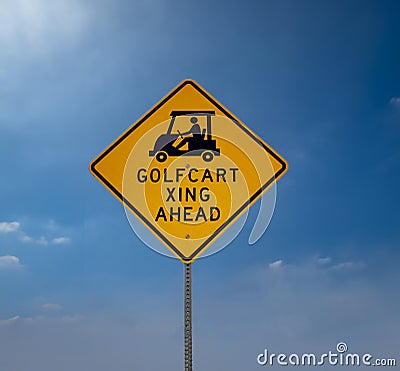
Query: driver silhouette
[[175, 117, 202, 150]]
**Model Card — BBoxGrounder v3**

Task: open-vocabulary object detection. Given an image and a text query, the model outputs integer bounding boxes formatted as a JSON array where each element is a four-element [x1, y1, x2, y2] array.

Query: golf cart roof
[[170, 110, 215, 117]]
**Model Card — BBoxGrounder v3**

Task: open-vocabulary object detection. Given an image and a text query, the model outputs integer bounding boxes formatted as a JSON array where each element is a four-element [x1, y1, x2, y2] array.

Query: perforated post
[[184, 263, 193, 371]]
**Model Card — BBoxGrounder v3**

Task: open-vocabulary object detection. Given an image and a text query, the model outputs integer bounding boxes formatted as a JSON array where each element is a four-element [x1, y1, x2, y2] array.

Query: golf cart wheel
[[156, 151, 168, 163], [202, 151, 214, 162]]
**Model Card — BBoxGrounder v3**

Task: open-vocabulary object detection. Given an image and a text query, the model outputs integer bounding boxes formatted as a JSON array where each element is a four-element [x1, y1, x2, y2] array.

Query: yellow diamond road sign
[[90, 79, 287, 263]]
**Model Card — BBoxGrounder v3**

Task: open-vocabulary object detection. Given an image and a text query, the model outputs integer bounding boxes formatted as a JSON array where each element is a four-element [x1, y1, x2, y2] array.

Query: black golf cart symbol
[[149, 110, 221, 163]]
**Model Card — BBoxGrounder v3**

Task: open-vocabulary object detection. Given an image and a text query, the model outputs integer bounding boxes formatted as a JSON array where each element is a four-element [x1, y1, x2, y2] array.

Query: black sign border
[[90, 80, 287, 262]]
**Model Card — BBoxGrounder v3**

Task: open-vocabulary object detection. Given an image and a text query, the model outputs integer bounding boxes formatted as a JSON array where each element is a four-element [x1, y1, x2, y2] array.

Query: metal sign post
[[184, 263, 193, 371]]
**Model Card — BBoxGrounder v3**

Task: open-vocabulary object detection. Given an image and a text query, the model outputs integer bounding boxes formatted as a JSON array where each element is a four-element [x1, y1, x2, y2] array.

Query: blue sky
[[0, 0, 399, 370]]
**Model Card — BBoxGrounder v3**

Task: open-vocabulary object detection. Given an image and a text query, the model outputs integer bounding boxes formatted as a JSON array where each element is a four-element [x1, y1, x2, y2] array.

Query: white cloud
[[52, 237, 70, 245], [19, 234, 33, 242], [36, 236, 48, 246], [62, 315, 84, 324], [332, 261, 356, 270], [389, 97, 400, 105], [19, 232, 71, 246], [266, 257, 362, 272], [0, 221, 20, 233], [0, 255, 22, 269], [0, 315, 20, 326], [45, 219, 57, 231], [0, 313, 83, 326], [42, 303, 64, 312], [269, 259, 283, 270], [22, 316, 45, 324], [1, 218, 70, 246], [20, 234, 49, 245], [317, 256, 332, 265]]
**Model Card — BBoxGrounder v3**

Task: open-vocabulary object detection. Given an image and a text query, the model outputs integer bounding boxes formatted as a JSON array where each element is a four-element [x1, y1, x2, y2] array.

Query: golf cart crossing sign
[[90, 79, 287, 262]]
